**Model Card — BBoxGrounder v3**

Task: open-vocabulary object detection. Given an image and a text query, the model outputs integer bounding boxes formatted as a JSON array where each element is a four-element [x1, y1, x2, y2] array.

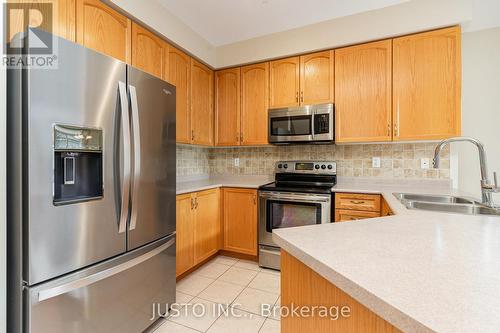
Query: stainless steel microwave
[[268, 103, 334, 144]]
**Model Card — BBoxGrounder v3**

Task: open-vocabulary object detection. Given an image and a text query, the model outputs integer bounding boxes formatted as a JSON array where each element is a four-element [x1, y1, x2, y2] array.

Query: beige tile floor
[[154, 256, 281, 333]]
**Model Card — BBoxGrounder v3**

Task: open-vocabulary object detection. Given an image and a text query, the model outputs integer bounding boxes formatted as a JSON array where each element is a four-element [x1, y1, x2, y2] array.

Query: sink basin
[[393, 193, 500, 216], [404, 201, 500, 216], [393, 193, 475, 204]]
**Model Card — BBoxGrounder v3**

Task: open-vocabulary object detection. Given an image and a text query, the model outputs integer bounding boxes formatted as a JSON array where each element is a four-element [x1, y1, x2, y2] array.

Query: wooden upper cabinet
[[215, 68, 241, 146], [335, 40, 392, 143], [176, 193, 195, 276], [167, 47, 191, 144], [7, 0, 76, 42], [241, 62, 269, 145], [191, 59, 214, 145], [300, 50, 334, 105], [194, 189, 220, 263], [393, 26, 461, 141], [223, 188, 258, 256], [269, 57, 300, 108], [131, 22, 167, 79], [76, 0, 131, 63]]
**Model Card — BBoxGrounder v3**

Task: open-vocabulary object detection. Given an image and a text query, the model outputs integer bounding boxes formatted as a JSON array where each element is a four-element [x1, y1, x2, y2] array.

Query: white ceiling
[[157, 0, 410, 46]]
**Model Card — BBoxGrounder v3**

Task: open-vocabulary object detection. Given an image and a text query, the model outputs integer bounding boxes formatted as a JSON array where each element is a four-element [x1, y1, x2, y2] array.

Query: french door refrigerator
[[7, 30, 176, 333]]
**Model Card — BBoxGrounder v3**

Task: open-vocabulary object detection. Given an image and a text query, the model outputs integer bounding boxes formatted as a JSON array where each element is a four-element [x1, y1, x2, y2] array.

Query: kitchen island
[[273, 178, 500, 333]]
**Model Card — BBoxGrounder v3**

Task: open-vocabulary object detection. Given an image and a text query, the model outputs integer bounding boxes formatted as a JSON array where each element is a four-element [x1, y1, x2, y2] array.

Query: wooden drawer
[[335, 209, 380, 222], [335, 193, 381, 212]]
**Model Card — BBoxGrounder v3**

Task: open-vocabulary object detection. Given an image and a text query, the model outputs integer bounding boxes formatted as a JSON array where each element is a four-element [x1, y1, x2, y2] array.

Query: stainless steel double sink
[[393, 193, 500, 216]]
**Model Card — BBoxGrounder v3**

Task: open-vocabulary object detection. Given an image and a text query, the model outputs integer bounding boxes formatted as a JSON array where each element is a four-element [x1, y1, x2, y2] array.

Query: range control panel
[[275, 161, 337, 174]]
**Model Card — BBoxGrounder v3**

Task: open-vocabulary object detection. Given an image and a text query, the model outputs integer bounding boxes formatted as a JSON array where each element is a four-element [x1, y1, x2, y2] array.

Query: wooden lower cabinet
[[194, 188, 220, 263], [222, 188, 258, 256], [281, 251, 402, 333], [334, 192, 383, 222], [176, 193, 195, 276], [176, 189, 220, 277]]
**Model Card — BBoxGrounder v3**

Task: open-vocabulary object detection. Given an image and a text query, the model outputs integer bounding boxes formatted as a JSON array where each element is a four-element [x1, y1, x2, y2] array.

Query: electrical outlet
[[421, 158, 430, 169], [234, 158, 240, 167], [372, 157, 381, 168]]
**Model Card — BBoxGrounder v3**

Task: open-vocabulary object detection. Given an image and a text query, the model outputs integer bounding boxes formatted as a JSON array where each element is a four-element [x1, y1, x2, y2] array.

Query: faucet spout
[[433, 136, 496, 207]]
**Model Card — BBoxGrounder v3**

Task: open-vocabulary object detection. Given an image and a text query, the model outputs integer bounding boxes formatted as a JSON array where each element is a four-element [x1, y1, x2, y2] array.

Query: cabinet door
[[393, 26, 461, 141], [176, 194, 195, 276], [194, 189, 220, 263], [269, 57, 300, 108], [191, 59, 214, 145], [7, 0, 76, 42], [167, 47, 191, 143], [215, 68, 240, 146], [131, 22, 167, 79], [335, 40, 392, 143], [241, 62, 269, 145], [76, 0, 131, 63], [300, 50, 334, 105], [223, 188, 258, 256]]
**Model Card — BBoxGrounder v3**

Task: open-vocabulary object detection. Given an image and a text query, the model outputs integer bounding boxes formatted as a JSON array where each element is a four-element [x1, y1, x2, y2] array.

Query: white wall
[[458, 27, 500, 203], [215, 0, 472, 68], [109, 0, 217, 67]]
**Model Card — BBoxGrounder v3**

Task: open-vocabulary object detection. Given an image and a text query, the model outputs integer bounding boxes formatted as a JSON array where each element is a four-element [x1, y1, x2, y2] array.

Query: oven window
[[267, 200, 321, 231], [270, 116, 312, 136]]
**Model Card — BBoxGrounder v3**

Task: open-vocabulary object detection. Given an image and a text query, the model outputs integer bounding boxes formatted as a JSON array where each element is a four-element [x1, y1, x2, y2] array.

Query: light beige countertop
[[273, 178, 500, 333], [176, 174, 273, 194]]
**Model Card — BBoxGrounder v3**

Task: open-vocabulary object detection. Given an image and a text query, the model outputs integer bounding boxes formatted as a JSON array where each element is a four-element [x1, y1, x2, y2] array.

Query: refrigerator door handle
[[128, 84, 141, 231], [118, 81, 131, 234], [37, 236, 175, 302]]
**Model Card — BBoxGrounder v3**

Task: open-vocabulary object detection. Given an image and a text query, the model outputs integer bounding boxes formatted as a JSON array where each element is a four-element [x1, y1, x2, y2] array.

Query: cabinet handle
[[295, 92, 299, 103], [350, 200, 365, 204], [253, 195, 257, 205], [387, 123, 391, 136], [191, 129, 195, 141], [394, 123, 399, 137], [190, 197, 195, 210], [240, 132, 243, 143], [194, 198, 198, 209], [300, 91, 304, 103]]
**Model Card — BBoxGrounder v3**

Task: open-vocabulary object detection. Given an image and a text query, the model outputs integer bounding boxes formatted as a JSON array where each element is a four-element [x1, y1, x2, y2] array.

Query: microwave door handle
[[128, 85, 141, 231], [117, 81, 130, 234]]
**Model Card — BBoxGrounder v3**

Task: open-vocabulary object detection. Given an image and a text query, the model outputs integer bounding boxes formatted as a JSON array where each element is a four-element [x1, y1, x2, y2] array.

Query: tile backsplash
[[176, 143, 450, 179]]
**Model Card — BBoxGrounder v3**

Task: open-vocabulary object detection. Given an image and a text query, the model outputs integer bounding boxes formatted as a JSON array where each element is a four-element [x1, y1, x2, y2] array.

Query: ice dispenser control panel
[[53, 124, 103, 205]]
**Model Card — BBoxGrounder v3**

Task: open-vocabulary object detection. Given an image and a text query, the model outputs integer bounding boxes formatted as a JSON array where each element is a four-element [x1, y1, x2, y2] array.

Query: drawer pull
[[350, 200, 365, 204]]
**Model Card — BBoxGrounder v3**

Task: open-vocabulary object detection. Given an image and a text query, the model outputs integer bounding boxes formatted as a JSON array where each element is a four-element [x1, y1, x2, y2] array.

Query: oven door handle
[[260, 193, 330, 203]]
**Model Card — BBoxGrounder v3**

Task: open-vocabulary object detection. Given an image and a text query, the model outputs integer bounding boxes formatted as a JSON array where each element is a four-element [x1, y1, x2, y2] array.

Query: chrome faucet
[[433, 137, 499, 207]]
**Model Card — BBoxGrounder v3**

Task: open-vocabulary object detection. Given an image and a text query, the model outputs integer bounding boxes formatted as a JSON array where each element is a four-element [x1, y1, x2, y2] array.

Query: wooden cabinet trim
[[168, 46, 191, 144], [190, 58, 214, 145], [335, 209, 381, 222]]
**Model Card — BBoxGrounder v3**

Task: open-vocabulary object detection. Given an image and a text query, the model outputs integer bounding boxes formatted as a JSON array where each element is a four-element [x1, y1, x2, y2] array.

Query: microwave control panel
[[314, 113, 330, 134]]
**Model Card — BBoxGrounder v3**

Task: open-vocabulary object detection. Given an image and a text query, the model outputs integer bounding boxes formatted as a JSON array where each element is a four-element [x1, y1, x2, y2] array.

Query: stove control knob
[[278, 164, 282, 169], [321, 164, 326, 169], [283, 164, 288, 169], [327, 164, 333, 170], [315, 164, 320, 169]]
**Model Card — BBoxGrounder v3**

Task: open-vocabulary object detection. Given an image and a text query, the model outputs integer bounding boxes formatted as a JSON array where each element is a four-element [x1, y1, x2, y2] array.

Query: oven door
[[268, 109, 314, 143], [258, 191, 331, 247]]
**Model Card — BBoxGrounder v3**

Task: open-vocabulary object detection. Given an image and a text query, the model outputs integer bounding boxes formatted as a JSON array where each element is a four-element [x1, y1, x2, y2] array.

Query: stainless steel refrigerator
[[7, 30, 176, 333]]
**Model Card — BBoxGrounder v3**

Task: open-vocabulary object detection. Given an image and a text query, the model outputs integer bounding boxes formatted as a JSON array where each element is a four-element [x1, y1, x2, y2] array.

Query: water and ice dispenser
[[53, 124, 103, 205]]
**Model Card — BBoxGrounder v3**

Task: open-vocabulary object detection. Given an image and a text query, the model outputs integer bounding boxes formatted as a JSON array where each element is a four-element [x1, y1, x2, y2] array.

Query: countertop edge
[[273, 230, 435, 333]]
